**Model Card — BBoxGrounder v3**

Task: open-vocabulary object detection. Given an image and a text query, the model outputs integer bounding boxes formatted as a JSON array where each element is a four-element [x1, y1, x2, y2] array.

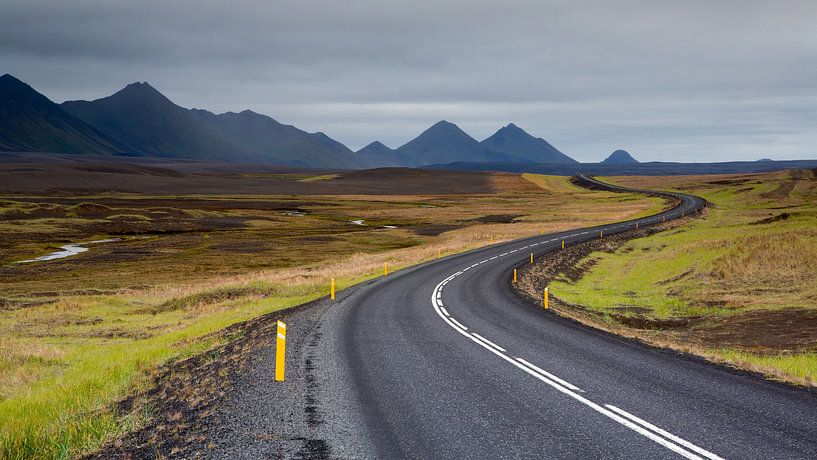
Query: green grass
[[547, 170, 817, 384], [0, 174, 664, 458]]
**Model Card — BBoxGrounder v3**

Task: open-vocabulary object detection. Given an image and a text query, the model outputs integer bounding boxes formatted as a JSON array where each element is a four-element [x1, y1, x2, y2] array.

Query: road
[[211, 175, 817, 459]]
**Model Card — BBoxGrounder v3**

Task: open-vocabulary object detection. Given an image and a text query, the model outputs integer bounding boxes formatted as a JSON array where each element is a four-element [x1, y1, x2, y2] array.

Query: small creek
[[17, 238, 121, 264]]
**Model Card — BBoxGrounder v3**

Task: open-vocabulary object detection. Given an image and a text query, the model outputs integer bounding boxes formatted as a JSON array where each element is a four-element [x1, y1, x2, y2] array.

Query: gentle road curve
[[212, 175, 817, 458]]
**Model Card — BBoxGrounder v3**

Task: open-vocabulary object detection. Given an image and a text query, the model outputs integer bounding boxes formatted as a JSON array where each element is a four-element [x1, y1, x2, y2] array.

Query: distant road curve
[[334, 174, 817, 458]]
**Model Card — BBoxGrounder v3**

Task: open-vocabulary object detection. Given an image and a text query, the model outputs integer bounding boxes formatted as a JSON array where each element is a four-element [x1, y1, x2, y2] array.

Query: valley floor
[[0, 163, 664, 458]]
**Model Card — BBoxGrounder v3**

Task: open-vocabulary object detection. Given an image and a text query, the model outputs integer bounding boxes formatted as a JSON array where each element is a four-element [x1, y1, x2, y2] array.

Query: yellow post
[[384, 262, 388, 276], [275, 320, 286, 382], [330, 278, 335, 300], [437, 248, 441, 258], [636, 222, 639, 230], [600, 230, 603, 239], [540, 229, 544, 235], [513, 269, 517, 283], [561, 240, 565, 250], [544, 287, 549, 309], [530, 253, 534, 264]]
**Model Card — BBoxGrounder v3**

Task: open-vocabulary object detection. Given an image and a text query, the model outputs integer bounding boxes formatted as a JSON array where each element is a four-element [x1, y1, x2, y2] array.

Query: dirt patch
[[411, 223, 465, 236], [471, 214, 523, 224], [687, 309, 817, 351], [752, 212, 792, 225]]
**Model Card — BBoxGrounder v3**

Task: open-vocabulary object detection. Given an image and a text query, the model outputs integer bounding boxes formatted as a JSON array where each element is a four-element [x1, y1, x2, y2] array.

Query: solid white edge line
[[448, 317, 469, 331], [515, 358, 583, 392], [471, 333, 507, 352], [430, 272, 712, 460], [605, 405, 724, 460], [440, 307, 449, 316]]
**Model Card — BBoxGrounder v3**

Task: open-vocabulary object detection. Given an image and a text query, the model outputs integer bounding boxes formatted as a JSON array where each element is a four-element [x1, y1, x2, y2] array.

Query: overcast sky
[[2, 0, 816, 162]]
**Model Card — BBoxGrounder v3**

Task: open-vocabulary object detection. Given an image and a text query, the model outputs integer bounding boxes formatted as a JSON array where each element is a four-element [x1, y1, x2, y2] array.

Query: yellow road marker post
[[561, 240, 565, 250], [275, 321, 286, 382], [330, 278, 335, 301], [600, 230, 603, 239], [530, 253, 534, 265], [513, 269, 517, 284], [540, 229, 544, 235], [543, 287, 549, 309], [437, 248, 441, 258], [636, 222, 639, 230], [384, 262, 389, 276]]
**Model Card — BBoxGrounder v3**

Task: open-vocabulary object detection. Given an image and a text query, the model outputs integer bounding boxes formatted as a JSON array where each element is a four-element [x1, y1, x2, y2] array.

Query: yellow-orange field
[[0, 170, 665, 459]]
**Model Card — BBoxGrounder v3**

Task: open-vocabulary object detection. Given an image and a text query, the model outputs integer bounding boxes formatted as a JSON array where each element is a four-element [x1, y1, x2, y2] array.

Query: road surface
[[211, 175, 817, 459]]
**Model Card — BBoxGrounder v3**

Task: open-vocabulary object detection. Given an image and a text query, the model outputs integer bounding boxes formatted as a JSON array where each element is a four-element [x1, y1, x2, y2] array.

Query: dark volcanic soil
[[0, 157, 528, 195]]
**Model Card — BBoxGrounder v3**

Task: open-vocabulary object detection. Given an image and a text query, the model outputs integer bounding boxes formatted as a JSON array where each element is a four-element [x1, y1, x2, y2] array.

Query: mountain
[[481, 123, 577, 164], [601, 149, 639, 164], [189, 109, 364, 168], [393, 120, 525, 167], [355, 141, 415, 167], [62, 82, 254, 161], [61, 82, 361, 167], [0, 74, 122, 154]]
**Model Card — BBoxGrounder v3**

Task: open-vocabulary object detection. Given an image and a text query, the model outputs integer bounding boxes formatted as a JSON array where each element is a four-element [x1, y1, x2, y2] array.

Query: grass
[[546, 169, 817, 384], [0, 173, 665, 459]]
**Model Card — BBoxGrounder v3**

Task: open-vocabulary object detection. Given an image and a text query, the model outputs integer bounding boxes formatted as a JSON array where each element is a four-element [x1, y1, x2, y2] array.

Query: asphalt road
[[211, 175, 817, 459]]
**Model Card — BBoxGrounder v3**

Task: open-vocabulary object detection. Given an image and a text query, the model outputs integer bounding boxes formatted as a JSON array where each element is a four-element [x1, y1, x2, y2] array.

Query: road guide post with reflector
[[330, 278, 335, 300], [384, 262, 389, 276], [544, 287, 549, 309], [513, 269, 517, 283], [530, 253, 534, 264], [561, 240, 565, 250], [275, 320, 286, 382]]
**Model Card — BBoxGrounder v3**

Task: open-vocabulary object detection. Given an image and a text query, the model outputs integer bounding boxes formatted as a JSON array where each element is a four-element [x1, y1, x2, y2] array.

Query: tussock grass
[[0, 174, 664, 458], [547, 170, 817, 384]]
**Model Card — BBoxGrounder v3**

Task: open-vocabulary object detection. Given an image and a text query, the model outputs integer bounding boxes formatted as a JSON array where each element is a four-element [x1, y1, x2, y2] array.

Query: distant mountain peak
[[366, 140, 388, 149], [114, 81, 167, 100], [0, 73, 38, 95], [481, 123, 577, 164], [602, 149, 639, 164]]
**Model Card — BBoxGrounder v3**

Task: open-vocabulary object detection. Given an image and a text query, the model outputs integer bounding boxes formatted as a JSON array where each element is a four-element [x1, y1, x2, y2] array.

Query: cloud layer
[[3, 0, 816, 161]]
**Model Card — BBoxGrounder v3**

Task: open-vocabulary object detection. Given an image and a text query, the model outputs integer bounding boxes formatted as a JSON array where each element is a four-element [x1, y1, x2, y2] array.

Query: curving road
[[211, 175, 817, 459], [333, 175, 817, 459]]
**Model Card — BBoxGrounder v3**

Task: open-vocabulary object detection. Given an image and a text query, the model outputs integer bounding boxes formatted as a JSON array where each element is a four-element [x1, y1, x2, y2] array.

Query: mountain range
[[0, 73, 579, 168]]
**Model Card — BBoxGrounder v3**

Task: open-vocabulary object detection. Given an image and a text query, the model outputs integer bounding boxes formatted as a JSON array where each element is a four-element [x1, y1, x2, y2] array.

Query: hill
[[602, 149, 638, 164], [481, 123, 577, 164], [0, 74, 122, 154]]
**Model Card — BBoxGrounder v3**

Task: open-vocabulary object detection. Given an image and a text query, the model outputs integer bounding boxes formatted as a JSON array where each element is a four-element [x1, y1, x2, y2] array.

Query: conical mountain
[[0, 74, 122, 154], [602, 149, 638, 164], [394, 120, 523, 166], [481, 123, 577, 164]]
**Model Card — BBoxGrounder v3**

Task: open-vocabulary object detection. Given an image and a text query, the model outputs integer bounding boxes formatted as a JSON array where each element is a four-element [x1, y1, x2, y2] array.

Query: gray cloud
[[2, 0, 816, 161]]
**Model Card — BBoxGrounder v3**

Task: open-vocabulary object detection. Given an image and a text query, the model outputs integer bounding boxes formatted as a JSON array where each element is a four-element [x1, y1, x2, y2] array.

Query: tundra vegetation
[[544, 169, 817, 386], [0, 168, 664, 459]]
